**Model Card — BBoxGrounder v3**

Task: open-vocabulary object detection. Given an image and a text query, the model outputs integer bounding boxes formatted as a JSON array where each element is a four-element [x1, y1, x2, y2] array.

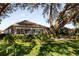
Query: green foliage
[[3, 34, 14, 44], [0, 41, 36, 56], [38, 40, 79, 56], [0, 34, 79, 56], [26, 39, 41, 56]]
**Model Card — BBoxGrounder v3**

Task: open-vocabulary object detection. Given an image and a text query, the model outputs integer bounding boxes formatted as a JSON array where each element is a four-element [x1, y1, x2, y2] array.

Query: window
[[25, 29, 31, 34], [32, 29, 35, 33], [25, 29, 27, 34], [16, 29, 20, 34], [40, 29, 43, 33], [34, 28, 40, 35], [21, 29, 24, 34]]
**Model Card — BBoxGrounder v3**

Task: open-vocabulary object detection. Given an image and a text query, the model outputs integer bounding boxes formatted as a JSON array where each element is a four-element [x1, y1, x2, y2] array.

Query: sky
[[0, 4, 75, 30]]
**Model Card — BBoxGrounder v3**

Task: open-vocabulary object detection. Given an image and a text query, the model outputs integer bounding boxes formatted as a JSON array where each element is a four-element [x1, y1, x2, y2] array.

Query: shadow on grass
[[0, 41, 36, 56], [38, 40, 79, 56]]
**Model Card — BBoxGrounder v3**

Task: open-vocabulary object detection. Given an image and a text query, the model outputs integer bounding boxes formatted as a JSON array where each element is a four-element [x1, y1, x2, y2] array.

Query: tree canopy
[[55, 3, 79, 32], [0, 3, 79, 34], [0, 3, 62, 34]]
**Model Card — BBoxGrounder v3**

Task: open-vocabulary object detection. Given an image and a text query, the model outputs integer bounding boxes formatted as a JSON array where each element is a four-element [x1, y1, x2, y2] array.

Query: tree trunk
[[49, 15, 53, 33], [49, 4, 55, 34], [55, 11, 78, 34], [55, 19, 60, 33], [0, 3, 10, 15]]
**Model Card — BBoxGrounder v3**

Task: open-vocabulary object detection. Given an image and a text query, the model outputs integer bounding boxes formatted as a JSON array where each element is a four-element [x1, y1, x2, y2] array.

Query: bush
[[13, 35, 26, 40], [3, 34, 14, 45]]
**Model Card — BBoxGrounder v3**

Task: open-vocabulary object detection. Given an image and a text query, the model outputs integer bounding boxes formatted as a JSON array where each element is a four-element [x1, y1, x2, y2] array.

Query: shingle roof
[[4, 20, 49, 31]]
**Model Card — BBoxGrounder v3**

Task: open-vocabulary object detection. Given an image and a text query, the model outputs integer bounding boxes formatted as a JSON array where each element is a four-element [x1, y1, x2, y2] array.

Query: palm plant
[[18, 3, 62, 34], [0, 3, 62, 34], [55, 3, 79, 34]]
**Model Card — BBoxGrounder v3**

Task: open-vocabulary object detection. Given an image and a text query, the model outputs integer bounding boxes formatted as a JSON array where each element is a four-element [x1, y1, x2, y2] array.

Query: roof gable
[[4, 20, 49, 30], [12, 20, 48, 28]]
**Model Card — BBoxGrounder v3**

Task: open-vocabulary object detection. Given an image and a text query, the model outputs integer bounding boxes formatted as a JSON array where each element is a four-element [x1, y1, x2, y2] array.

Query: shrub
[[3, 34, 14, 45]]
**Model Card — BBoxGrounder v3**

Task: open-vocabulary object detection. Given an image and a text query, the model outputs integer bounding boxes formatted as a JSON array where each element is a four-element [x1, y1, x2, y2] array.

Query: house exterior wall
[[4, 26, 49, 35], [4, 20, 49, 35]]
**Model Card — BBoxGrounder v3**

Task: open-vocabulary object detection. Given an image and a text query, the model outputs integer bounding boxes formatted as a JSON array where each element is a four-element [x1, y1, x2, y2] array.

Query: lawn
[[0, 34, 79, 56], [39, 40, 79, 56]]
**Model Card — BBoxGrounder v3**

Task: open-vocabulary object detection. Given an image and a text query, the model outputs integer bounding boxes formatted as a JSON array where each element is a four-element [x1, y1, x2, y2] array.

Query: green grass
[[0, 39, 35, 56], [26, 39, 41, 56], [0, 34, 79, 56], [38, 40, 79, 56]]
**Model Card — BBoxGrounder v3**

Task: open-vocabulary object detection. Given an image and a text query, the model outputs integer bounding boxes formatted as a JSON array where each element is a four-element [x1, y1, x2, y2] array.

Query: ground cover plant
[[0, 34, 79, 56]]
